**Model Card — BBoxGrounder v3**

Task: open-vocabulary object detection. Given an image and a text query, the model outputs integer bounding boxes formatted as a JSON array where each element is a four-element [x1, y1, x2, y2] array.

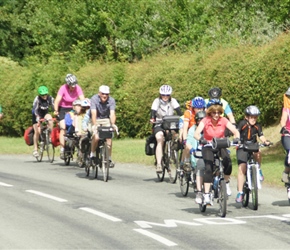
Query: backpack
[[51, 127, 60, 147], [145, 134, 157, 156], [24, 126, 34, 146]]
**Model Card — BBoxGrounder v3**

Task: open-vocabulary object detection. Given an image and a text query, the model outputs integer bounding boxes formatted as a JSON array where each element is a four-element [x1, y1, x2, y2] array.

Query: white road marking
[[135, 219, 201, 229], [0, 182, 13, 187], [26, 190, 67, 202], [79, 207, 122, 222], [194, 217, 246, 225], [236, 215, 290, 221], [134, 229, 177, 247]]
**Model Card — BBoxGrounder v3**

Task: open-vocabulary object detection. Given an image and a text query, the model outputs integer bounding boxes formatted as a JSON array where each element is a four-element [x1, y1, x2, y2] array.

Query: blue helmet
[[192, 97, 205, 109], [207, 98, 223, 108]]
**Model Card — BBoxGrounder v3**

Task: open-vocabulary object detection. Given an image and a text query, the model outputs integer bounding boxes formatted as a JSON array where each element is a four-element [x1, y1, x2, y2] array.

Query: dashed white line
[[26, 190, 67, 202], [0, 182, 13, 187], [134, 229, 177, 247], [79, 207, 122, 222]]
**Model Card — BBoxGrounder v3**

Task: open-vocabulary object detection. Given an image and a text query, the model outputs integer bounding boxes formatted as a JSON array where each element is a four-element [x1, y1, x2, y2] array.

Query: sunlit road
[[0, 154, 290, 249]]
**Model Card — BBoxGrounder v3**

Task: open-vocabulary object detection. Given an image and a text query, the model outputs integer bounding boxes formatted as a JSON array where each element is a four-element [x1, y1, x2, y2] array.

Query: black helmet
[[244, 105, 260, 116], [208, 87, 222, 99], [195, 111, 206, 122]]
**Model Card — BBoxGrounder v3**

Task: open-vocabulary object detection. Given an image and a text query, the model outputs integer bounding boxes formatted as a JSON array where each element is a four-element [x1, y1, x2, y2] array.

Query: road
[[0, 154, 289, 249]]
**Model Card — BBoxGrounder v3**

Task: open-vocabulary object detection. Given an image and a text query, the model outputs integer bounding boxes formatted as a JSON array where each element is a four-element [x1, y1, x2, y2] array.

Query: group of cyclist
[[31, 74, 117, 167], [150, 85, 273, 204]]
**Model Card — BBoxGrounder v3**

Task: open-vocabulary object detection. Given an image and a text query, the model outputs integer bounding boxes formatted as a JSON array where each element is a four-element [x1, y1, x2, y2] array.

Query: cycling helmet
[[207, 98, 223, 108], [184, 100, 192, 109], [159, 85, 172, 95], [195, 110, 206, 122], [38, 85, 48, 95], [65, 74, 78, 87], [72, 99, 82, 106], [192, 96, 205, 109], [244, 105, 260, 116], [81, 99, 90, 108], [99, 85, 110, 94], [208, 87, 222, 99]]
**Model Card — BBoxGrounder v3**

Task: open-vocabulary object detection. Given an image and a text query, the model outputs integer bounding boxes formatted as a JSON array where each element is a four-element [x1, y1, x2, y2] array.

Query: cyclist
[[0, 104, 3, 120], [194, 99, 240, 204], [90, 85, 116, 168], [54, 74, 84, 159], [280, 88, 290, 187], [150, 85, 182, 173], [235, 105, 271, 203], [182, 97, 206, 171], [32, 86, 55, 158], [186, 110, 206, 204]]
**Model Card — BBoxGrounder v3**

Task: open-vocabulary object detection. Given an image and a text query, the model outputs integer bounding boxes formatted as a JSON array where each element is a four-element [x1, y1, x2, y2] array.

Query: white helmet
[[65, 74, 78, 87], [99, 85, 110, 94], [81, 99, 90, 108], [72, 99, 82, 106], [159, 85, 172, 95]]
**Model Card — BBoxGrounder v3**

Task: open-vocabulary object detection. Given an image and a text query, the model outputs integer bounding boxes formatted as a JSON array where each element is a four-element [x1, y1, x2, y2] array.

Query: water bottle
[[213, 176, 219, 190]]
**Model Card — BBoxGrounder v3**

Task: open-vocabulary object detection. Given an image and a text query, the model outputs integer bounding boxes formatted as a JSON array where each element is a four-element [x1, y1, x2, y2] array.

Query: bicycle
[[198, 138, 234, 217], [93, 125, 119, 182], [63, 132, 80, 166], [178, 163, 197, 196], [155, 115, 180, 183], [281, 133, 290, 204], [240, 141, 272, 210], [36, 118, 56, 163]]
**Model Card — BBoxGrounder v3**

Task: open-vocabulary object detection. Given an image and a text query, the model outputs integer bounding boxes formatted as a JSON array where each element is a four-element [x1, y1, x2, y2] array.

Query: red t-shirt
[[201, 116, 229, 141]]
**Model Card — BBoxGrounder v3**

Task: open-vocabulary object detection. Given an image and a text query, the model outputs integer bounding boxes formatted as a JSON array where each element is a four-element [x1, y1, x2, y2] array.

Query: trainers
[[235, 192, 244, 203], [90, 156, 97, 166], [281, 172, 290, 183], [109, 160, 115, 168], [203, 193, 211, 205], [33, 150, 39, 158], [195, 192, 203, 204], [60, 152, 65, 160], [259, 169, 264, 181], [156, 164, 162, 173], [226, 182, 232, 196]]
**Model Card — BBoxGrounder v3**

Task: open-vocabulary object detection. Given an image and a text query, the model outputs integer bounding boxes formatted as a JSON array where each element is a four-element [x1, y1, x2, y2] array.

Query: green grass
[[0, 136, 286, 187]]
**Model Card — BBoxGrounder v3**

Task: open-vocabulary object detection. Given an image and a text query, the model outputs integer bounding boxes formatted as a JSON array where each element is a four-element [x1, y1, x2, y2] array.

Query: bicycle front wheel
[[179, 171, 189, 196], [242, 181, 249, 207], [218, 179, 227, 217], [168, 146, 179, 184], [101, 143, 109, 182], [37, 142, 44, 162], [156, 156, 166, 182], [251, 166, 258, 210]]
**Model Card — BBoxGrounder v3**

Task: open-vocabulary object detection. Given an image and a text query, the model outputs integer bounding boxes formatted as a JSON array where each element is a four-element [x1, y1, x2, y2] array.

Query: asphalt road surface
[[0, 154, 289, 249]]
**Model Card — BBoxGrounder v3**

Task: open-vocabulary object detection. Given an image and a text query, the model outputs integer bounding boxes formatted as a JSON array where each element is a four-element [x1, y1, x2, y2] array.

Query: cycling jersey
[[57, 84, 84, 108], [90, 94, 116, 119], [183, 109, 196, 128], [32, 95, 54, 118], [200, 116, 229, 141], [151, 97, 181, 122], [237, 119, 263, 143]]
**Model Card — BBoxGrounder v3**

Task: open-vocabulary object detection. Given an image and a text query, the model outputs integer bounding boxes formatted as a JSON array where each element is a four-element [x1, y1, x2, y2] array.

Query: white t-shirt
[[151, 98, 180, 122]]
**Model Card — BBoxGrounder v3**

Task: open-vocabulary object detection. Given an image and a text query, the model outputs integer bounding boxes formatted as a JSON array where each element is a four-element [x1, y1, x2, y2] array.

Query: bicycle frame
[[246, 153, 261, 190]]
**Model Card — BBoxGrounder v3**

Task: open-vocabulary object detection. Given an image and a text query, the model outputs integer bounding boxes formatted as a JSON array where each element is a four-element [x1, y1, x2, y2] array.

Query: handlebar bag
[[212, 137, 230, 149], [162, 115, 180, 130], [243, 141, 259, 152], [98, 126, 114, 139]]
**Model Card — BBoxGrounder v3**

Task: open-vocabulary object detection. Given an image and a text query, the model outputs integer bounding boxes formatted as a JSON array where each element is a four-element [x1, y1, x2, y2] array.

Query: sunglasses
[[161, 94, 170, 97], [101, 93, 109, 96], [41, 94, 47, 97], [212, 111, 221, 115]]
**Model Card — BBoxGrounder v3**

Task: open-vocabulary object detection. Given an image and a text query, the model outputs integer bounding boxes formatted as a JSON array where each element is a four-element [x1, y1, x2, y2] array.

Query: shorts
[[236, 147, 248, 165], [59, 107, 72, 121], [92, 118, 111, 136]]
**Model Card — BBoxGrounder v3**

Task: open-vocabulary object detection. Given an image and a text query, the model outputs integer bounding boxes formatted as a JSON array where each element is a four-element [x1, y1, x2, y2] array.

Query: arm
[[110, 110, 116, 125], [194, 121, 205, 141], [91, 109, 97, 126], [226, 112, 236, 124], [259, 135, 270, 145], [280, 109, 288, 127], [175, 107, 182, 116], [78, 94, 85, 100], [54, 94, 62, 115], [183, 120, 189, 142], [226, 121, 240, 138]]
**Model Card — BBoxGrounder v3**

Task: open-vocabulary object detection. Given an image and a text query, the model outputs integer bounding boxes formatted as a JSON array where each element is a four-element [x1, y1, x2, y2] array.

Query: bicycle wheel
[[157, 156, 166, 182], [37, 141, 44, 162], [251, 166, 258, 210], [168, 146, 179, 184], [101, 143, 109, 182], [218, 179, 227, 217], [179, 171, 189, 196], [64, 144, 71, 166], [241, 179, 249, 207], [46, 131, 55, 163]]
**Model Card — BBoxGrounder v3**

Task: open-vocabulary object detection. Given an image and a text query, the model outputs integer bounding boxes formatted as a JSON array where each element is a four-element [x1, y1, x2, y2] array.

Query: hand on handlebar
[[150, 118, 155, 124], [280, 126, 290, 135], [199, 137, 208, 145]]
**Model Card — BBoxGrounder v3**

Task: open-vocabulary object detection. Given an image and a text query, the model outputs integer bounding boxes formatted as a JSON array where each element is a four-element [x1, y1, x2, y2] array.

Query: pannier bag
[[24, 126, 34, 146], [162, 115, 180, 130], [145, 134, 156, 156], [51, 127, 60, 147], [212, 137, 230, 149], [243, 141, 259, 152], [98, 126, 114, 139]]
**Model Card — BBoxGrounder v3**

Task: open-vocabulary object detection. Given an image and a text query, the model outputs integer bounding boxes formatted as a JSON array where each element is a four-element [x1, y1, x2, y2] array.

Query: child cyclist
[[185, 110, 206, 204], [235, 105, 271, 203]]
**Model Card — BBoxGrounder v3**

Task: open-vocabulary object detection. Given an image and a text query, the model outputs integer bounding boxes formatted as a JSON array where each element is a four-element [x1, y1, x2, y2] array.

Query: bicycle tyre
[[251, 166, 258, 210], [179, 171, 189, 196], [157, 156, 166, 182], [101, 143, 109, 182], [169, 147, 179, 184], [64, 145, 71, 166], [45, 130, 54, 163], [199, 203, 206, 212], [218, 179, 227, 217], [37, 141, 44, 162], [242, 181, 249, 207]]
